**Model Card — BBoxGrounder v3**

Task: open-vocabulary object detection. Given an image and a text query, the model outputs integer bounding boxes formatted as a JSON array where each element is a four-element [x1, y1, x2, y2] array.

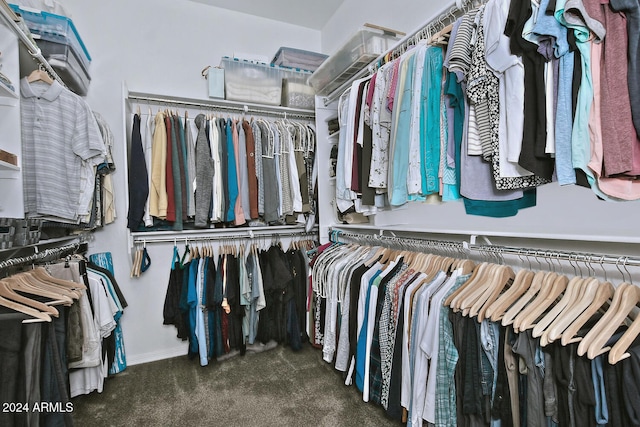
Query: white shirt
[[484, 0, 533, 177]]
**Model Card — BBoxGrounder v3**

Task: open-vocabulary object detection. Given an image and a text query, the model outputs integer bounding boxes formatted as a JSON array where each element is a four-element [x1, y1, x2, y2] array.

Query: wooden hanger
[[485, 269, 534, 322], [541, 277, 601, 344], [0, 292, 52, 322], [511, 272, 559, 332], [560, 281, 614, 346], [514, 274, 568, 333], [131, 248, 142, 278], [23, 272, 81, 300], [0, 279, 59, 317], [26, 68, 54, 85], [501, 270, 547, 327], [529, 276, 583, 338], [607, 289, 640, 363], [578, 283, 639, 359], [444, 262, 486, 308], [467, 265, 515, 321], [4, 275, 74, 305], [455, 263, 499, 313], [31, 267, 87, 291]]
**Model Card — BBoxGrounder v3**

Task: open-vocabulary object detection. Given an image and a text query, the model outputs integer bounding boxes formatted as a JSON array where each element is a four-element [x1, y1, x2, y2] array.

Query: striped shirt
[[21, 79, 105, 222]]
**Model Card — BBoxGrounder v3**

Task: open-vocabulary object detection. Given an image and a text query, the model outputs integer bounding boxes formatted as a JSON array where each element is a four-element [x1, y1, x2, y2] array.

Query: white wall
[[57, 0, 321, 364]]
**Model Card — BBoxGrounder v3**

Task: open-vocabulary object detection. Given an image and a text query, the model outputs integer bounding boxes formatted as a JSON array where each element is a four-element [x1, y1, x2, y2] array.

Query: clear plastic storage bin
[[309, 28, 401, 96], [220, 57, 283, 106], [281, 68, 315, 110], [271, 47, 328, 72], [9, 4, 91, 71], [38, 39, 91, 95]]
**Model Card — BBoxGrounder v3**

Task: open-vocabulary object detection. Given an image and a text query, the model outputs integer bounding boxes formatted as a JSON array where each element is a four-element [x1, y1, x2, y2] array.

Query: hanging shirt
[[484, 0, 533, 179], [142, 110, 155, 226], [20, 79, 106, 222], [236, 121, 251, 220], [251, 121, 265, 216], [586, 0, 640, 177], [369, 62, 393, 190], [185, 116, 196, 218], [389, 52, 415, 206], [420, 46, 445, 197], [226, 118, 238, 222]]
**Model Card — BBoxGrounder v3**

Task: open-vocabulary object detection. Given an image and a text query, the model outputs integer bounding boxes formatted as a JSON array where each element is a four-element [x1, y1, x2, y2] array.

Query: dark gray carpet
[[71, 345, 399, 426]]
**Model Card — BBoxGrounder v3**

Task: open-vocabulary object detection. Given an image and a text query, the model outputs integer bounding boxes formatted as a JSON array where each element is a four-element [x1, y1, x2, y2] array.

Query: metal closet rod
[[132, 229, 319, 245], [330, 229, 640, 268], [330, 230, 465, 251], [470, 244, 640, 268], [127, 94, 315, 120], [0, 242, 85, 270]]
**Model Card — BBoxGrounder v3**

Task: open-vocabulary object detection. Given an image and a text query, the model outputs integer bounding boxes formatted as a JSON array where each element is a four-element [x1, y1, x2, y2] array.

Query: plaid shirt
[[435, 274, 470, 427]]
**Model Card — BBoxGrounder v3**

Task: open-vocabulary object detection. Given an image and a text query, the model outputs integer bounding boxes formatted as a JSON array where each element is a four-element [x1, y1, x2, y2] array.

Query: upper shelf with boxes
[[9, 2, 91, 95], [207, 47, 327, 111]]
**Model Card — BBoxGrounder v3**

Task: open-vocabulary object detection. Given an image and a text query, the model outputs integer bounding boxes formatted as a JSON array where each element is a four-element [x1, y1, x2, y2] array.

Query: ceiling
[[188, 0, 346, 30]]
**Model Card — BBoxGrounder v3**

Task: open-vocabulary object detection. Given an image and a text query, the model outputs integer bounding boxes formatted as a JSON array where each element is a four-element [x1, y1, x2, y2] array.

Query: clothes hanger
[[140, 242, 152, 273], [510, 270, 559, 331], [450, 262, 494, 311], [514, 273, 569, 333], [541, 277, 601, 344], [0, 279, 60, 317], [471, 265, 516, 321], [501, 270, 547, 326], [485, 266, 535, 322], [19, 269, 80, 300], [561, 280, 614, 346], [560, 255, 615, 345], [0, 292, 52, 323], [607, 278, 640, 363], [131, 245, 142, 278], [4, 275, 75, 305], [456, 262, 501, 314], [31, 266, 87, 291], [578, 282, 639, 359], [26, 66, 54, 85], [530, 275, 584, 338], [444, 261, 485, 307]]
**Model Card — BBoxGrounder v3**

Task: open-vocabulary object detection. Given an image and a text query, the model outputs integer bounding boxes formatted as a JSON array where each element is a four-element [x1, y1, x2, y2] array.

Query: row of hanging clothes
[[162, 233, 318, 365], [334, 0, 640, 221], [127, 105, 318, 232], [311, 233, 640, 427], [0, 249, 127, 427]]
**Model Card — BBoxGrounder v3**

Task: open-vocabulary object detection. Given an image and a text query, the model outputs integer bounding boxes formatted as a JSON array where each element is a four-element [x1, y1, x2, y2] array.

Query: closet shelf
[[0, 78, 18, 104], [0, 159, 20, 178]]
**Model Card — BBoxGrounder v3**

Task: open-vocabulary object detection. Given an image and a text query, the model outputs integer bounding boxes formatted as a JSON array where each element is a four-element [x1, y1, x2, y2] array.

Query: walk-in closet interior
[[1, 0, 640, 425]]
